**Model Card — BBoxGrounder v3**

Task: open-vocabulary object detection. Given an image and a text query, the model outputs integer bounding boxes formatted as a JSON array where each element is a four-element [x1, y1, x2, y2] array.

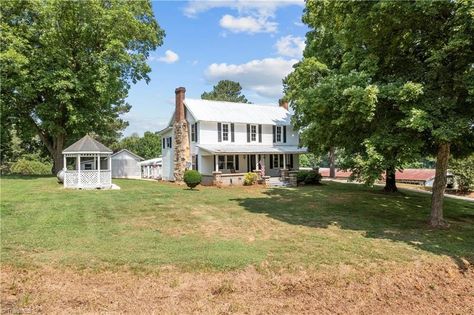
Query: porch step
[[267, 177, 290, 187]]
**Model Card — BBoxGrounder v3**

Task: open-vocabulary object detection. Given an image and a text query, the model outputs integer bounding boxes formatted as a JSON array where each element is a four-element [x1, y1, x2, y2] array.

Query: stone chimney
[[279, 99, 289, 110], [173, 87, 191, 182]]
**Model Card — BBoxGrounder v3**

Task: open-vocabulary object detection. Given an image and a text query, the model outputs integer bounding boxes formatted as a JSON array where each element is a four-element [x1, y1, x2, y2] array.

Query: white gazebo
[[62, 135, 113, 189]]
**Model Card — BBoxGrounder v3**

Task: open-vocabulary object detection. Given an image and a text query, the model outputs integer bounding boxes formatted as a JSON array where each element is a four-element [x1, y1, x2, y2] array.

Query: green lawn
[[1, 176, 473, 272]]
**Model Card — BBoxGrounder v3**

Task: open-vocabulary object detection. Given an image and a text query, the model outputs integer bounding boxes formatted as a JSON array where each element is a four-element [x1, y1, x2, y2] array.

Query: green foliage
[[201, 80, 250, 103], [304, 171, 322, 185], [296, 170, 322, 185], [10, 159, 52, 175], [284, 0, 474, 196], [112, 131, 161, 160], [450, 155, 474, 193], [183, 170, 202, 189], [243, 172, 257, 186], [299, 154, 320, 168], [1, 0, 164, 172], [296, 170, 310, 183]]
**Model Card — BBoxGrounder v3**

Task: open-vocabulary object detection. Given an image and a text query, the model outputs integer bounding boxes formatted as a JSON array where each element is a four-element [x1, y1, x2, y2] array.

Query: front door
[[247, 154, 256, 172]]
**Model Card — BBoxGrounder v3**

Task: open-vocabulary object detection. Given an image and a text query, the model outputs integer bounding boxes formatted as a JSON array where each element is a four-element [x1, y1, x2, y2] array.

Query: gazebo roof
[[62, 135, 113, 154]]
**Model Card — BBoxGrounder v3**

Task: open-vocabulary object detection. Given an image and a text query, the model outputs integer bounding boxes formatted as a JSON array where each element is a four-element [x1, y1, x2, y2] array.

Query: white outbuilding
[[139, 157, 162, 179], [111, 149, 144, 179]]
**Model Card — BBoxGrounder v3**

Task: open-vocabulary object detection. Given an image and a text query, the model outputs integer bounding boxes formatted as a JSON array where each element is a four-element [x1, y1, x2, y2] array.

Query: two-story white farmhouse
[[159, 87, 306, 185]]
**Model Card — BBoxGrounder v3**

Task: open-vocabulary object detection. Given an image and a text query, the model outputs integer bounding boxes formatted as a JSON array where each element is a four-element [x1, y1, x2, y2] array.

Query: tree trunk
[[329, 147, 336, 178], [51, 134, 65, 175], [383, 167, 398, 192], [430, 143, 450, 228]]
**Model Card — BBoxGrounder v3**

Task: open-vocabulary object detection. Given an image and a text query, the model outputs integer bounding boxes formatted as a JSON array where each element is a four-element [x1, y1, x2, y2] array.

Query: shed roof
[[139, 157, 162, 166], [62, 135, 113, 154], [111, 149, 144, 161], [184, 99, 292, 125]]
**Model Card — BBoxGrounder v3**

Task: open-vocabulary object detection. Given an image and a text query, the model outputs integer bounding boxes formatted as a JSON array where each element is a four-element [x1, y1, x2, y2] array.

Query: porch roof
[[197, 144, 307, 155]]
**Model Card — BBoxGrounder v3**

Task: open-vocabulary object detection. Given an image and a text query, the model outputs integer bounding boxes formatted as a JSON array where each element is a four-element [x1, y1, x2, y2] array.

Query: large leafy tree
[[201, 80, 250, 103], [1, 0, 164, 173], [285, 0, 474, 226]]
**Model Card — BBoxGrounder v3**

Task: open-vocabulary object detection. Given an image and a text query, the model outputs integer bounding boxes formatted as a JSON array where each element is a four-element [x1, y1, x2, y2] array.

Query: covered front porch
[[196, 144, 307, 186]]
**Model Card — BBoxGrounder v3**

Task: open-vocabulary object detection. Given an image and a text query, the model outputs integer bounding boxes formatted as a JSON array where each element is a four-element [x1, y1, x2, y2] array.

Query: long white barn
[[159, 87, 306, 185]]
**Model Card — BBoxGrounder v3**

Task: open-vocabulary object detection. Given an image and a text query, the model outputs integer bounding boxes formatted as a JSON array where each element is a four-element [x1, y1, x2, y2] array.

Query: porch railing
[[64, 170, 111, 188]]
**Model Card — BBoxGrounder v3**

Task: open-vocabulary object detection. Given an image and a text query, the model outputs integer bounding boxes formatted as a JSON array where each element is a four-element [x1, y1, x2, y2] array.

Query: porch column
[[283, 154, 287, 169], [108, 155, 112, 170], [255, 154, 258, 171], [97, 154, 101, 185], [77, 154, 81, 187], [215, 155, 219, 172]]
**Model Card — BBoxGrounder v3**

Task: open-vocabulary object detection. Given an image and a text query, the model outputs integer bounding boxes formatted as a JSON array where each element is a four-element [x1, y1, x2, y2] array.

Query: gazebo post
[[63, 155, 66, 171], [97, 153, 101, 186]]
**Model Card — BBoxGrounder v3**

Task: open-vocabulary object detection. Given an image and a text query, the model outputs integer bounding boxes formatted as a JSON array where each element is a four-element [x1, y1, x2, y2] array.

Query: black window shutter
[[258, 125, 262, 143], [235, 155, 239, 171], [195, 123, 198, 142], [246, 124, 250, 142], [217, 123, 222, 142], [283, 126, 287, 143], [231, 123, 235, 142], [162, 138, 165, 149], [272, 125, 276, 143], [269, 155, 273, 169]]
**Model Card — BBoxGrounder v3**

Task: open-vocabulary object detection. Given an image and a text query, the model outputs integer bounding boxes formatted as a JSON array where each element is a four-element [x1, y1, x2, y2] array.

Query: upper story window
[[273, 125, 287, 143], [276, 126, 282, 142], [191, 123, 198, 142], [250, 125, 257, 142], [222, 123, 229, 141]]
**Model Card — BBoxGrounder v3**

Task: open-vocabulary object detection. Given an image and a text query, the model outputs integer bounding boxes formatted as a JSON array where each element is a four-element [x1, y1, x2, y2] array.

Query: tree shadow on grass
[[231, 182, 474, 270]]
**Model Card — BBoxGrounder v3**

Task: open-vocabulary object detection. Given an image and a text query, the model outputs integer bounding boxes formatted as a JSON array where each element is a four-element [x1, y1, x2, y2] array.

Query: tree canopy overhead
[[284, 0, 474, 227], [201, 80, 250, 103], [1, 0, 164, 173]]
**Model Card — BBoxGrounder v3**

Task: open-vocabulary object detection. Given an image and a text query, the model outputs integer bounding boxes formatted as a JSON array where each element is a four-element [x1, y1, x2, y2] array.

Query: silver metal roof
[[139, 157, 162, 166], [184, 98, 292, 125], [111, 149, 144, 161], [197, 144, 307, 155], [62, 135, 113, 154]]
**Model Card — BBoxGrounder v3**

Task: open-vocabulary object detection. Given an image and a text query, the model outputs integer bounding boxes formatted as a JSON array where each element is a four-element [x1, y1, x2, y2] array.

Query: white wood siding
[[112, 151, 141, 178]]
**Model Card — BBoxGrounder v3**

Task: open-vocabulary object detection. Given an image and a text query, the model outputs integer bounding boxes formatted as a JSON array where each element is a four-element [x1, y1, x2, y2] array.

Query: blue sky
[[123, 0, 308, 136]]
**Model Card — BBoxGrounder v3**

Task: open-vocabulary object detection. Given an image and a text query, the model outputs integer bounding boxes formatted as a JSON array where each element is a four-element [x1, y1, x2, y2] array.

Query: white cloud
[[220, 14, 277, 34], [184, 0, 304, 34], [275, 35, 305, 58], [205, 57, 298, 99], [184, 0, 304, 18], [157, 50, 179, 64]]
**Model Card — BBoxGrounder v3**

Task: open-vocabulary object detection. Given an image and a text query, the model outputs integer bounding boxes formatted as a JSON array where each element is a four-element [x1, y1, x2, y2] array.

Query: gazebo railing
[[64, 170, 111, 188]]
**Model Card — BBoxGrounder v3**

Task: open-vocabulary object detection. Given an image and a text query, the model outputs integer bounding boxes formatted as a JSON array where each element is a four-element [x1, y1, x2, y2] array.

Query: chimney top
[[175, 87, 186, 94], [279, 99, 289, 110]]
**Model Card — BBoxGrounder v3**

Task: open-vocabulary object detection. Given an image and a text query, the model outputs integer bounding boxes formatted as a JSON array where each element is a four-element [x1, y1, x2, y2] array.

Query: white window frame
[[276, 126, 282, 143], [217, 155, 236, 170], [221, 123, 230, 142], [191, 123, 196, 142], [250, 124, 257, 142]]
